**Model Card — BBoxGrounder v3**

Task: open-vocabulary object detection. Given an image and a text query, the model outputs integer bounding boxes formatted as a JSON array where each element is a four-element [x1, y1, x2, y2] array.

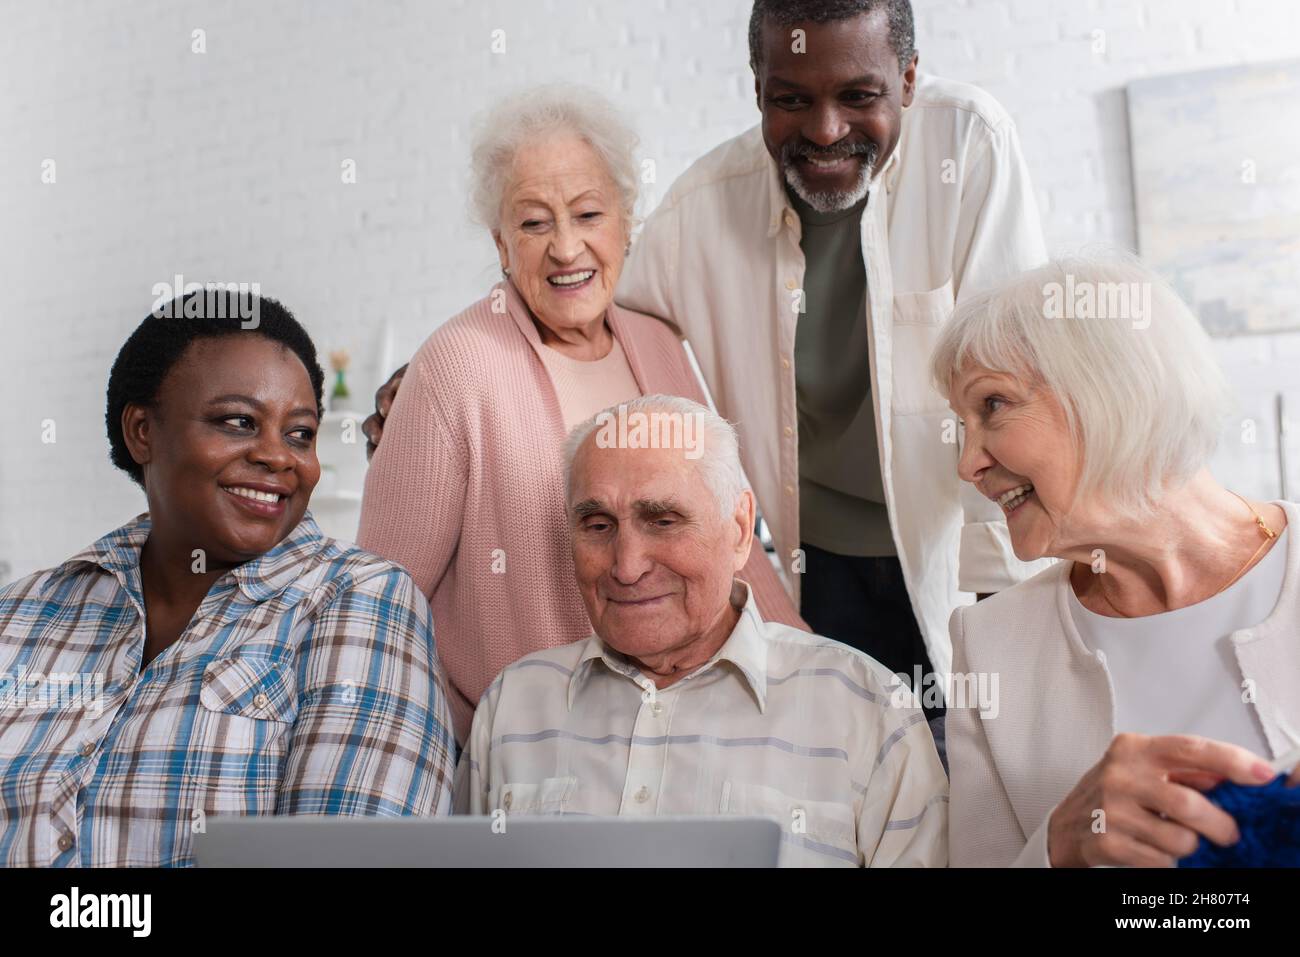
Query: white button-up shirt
[[618, 73, 1055, 677], [454, 583, 948, 867]]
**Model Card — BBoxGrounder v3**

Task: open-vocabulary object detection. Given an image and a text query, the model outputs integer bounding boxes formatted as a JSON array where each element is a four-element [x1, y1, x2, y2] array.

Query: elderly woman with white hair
[[934, 252, 1300, 868], [358, 86, 801, 743]]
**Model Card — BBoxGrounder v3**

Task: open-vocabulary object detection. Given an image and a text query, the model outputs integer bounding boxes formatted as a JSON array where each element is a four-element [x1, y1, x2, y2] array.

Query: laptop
[[193, 815, 781, 867]]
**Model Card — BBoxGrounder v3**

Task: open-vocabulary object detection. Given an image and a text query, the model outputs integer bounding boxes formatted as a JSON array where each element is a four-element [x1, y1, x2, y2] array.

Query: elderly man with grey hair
[[453, 394, 948, 867], [936, 252, 1300, 868], [367, 1, 1056, 736], [356, 85, 800, 744]]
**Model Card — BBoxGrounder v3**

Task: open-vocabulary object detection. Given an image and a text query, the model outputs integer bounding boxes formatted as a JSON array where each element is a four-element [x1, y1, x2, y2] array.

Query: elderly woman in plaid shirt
[[0, 290, 455, 866]]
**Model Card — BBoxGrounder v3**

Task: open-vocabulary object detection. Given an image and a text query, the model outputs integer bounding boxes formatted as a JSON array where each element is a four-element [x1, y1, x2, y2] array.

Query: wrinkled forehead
[[950, 362, 1010, 394], [946, 364, 1055, 425], [504, 133, 615, 203], [568, 439, 708, 513]]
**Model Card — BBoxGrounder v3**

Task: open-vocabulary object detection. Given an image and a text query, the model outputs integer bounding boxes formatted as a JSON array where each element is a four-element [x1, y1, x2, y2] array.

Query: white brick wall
[[2, 0, 1298, 581]]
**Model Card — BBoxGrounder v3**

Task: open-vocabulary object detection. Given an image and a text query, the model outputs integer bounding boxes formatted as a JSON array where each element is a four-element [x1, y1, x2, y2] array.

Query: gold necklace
[[1096, 492, 1276, 617], [1220, 491, 1277, 590]]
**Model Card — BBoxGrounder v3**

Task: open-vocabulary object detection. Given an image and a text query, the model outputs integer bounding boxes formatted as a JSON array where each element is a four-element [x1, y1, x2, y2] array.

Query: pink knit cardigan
[[357, 281, 804, 742]]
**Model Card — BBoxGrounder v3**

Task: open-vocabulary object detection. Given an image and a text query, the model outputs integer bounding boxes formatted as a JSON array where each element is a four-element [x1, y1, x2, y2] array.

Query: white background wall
[[2, 0, 1298, 582]]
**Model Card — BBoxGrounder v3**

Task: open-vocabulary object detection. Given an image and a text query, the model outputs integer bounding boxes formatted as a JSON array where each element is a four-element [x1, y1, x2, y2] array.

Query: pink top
[[535, 335, 640, 431], [358, 281, 804, 742]]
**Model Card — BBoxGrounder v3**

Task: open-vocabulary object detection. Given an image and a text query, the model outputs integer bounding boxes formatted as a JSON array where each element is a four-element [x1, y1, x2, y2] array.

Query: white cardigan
[[947, 500, 1300, 867]]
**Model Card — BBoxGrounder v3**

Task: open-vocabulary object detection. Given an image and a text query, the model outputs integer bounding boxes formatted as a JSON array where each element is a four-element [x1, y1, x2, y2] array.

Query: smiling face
[[754, 10, 915, 212], [122, 334, 321, 565], [948, 364, 1086, 562], [493, 131, 629, 338], [568, 439, 754, 677]]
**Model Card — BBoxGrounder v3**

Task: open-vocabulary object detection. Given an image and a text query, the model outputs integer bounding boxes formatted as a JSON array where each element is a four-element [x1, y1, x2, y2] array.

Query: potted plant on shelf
[[329, 348, 353, 412]]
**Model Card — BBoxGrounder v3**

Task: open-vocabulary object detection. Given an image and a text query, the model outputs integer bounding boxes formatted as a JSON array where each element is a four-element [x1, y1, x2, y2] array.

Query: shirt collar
[[763, 122, 906, 239], [228, 511, 325, 602], [48, 510, 325, 605], [56, 512, 152, 578], [566, 579, 770, 713]]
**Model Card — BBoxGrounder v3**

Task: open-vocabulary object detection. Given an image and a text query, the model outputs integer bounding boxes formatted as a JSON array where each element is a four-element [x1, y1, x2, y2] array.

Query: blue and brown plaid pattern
[[0, 511, 455, 866]]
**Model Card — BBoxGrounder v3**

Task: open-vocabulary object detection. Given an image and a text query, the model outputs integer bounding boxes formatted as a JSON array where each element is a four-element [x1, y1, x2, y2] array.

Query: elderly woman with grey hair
[[934, 252, 1300, 868], [357, 86, 802, 743]]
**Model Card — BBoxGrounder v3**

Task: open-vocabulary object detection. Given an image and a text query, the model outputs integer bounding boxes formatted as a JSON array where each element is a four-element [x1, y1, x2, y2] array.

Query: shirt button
[[635, 786, 650, 803], [785, 278, 797, 290], [78, 741, 95, 758], [502, 790, 513, 810], [783, 426, 793, 437], [781, 357, 791, 370], [784, 211, 797, 227], [252, 692, 270, 710], [650, 701, 664, 716], [785, 484, 795, 496], [57, 833, 75, 853]]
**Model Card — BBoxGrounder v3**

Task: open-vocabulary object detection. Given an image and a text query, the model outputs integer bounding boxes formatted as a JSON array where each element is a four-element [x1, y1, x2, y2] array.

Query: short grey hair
[[563, 394, 749, 521], [930, 250, 1235, 518], [469, 84, 640, 232]]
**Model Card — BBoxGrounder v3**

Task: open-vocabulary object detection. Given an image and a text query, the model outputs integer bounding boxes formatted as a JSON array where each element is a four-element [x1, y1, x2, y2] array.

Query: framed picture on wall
[[1128, 59, 1300, 336]]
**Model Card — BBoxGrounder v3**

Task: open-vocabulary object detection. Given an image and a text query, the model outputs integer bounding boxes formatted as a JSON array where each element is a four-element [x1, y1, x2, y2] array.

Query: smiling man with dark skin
[[364, 1, 1051, 731], [616, 0, 1055, 729], [757, 8, 912, 208], [0, 290, 455, 866]]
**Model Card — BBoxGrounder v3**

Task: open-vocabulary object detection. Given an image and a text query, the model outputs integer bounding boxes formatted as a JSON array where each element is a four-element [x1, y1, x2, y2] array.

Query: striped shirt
[[0, 512, 455, 867], [454, 583, 948, 866]]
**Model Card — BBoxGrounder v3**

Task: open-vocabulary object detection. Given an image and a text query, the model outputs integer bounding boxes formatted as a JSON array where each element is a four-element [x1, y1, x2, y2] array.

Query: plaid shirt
[[0, 512, 455, 867]]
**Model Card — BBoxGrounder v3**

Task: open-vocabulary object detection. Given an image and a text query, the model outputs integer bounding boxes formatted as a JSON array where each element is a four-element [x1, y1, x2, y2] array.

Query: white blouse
[[1067, 528, 1289, 755]]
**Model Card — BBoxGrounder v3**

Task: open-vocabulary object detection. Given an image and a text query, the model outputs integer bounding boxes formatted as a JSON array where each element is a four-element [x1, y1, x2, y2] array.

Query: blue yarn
[[1180, 775, 1300, 867]]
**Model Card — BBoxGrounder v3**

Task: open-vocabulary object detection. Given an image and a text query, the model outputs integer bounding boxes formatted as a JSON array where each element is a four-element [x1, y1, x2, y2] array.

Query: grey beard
[[782, 145, 877, 213]]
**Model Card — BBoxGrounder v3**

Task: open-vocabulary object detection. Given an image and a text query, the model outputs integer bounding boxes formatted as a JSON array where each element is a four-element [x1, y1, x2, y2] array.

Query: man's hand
[[1047, 733, 1275, 867], [362, 364, 408, 461]]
